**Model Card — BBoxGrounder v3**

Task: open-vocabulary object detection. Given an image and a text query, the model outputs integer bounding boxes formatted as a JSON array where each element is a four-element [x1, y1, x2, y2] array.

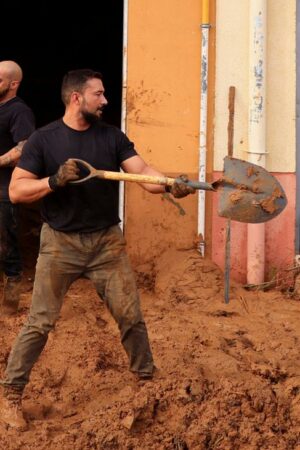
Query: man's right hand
[[48, 159, 80, 191]]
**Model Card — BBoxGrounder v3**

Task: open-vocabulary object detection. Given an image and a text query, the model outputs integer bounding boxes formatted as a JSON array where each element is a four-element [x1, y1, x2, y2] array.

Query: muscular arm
[[121, 155, 166, 194], [9, 167, 52, 204], [0, 140, 27, 167]]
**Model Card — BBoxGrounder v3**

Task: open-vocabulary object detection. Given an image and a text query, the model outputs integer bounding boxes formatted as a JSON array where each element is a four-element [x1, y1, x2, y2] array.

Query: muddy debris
[[0, 248, 300, 449]]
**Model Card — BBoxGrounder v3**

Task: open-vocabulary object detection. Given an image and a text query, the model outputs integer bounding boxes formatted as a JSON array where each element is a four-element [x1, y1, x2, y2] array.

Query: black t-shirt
[[0, 97, 35, 200], [18, 119, 138, 232]]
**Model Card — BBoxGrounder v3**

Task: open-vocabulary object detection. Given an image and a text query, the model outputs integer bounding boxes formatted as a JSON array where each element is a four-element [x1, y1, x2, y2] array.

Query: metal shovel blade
[[216, 157, 287, 223]]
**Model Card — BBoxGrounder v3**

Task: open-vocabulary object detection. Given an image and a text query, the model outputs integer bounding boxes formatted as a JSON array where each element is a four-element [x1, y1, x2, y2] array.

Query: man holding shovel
[[0, 68, 195, 430]]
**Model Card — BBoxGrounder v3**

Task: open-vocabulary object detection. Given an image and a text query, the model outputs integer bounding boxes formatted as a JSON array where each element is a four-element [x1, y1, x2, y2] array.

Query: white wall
[[214, 0, 296, 172]]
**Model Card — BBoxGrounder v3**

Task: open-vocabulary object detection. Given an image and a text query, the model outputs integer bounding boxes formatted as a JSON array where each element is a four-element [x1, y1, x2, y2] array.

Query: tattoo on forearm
[[15, 140, 26, 154], [0, 155, 12, 167], [0, 140, 26, 167]]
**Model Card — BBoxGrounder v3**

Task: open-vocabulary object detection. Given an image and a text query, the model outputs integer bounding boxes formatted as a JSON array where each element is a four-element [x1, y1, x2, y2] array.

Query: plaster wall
[[213, 0, 296, 281], [214, 0, 296, 172]]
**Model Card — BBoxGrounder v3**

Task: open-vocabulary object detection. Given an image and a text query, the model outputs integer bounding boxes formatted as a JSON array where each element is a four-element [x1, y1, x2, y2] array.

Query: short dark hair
[[61, 69, 103, 105]]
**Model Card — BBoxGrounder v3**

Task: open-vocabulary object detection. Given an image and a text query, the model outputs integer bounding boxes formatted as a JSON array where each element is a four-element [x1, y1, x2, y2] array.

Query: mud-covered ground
[[1, 247, 300, 450]]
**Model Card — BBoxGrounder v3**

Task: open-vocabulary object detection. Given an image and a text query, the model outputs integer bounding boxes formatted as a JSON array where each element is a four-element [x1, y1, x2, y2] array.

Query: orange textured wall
[[125, 0, 216, 265]]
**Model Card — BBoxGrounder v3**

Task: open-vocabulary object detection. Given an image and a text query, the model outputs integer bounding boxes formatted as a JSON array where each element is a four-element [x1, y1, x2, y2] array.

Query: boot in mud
[[1, 275, 22, 315], [0, 386, 27, 431]]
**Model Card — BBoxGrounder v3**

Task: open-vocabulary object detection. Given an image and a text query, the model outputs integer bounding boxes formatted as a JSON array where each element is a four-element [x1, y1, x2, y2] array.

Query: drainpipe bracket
[[246, 151, 269, 155]]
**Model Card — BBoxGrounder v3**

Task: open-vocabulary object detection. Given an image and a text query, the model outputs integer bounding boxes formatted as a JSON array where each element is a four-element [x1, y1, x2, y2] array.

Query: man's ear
[[10, 80, 20, 90], [70, 91, 81, 105]]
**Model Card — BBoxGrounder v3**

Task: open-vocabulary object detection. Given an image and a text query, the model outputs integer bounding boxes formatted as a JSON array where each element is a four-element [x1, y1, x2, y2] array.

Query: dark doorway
[[1, 0, 124, 128], [1, 1, 124, 272]]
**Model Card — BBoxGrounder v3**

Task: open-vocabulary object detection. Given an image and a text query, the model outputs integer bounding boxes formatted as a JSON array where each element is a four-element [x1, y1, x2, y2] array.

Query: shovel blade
[[218, 157, 287, 223]]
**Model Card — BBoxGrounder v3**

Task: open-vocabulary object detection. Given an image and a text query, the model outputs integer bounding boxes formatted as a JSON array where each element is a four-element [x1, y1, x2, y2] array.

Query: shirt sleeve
[[17, 131, 45, 176], [10, 107, 35, 143], [116, 130, 138, 164]]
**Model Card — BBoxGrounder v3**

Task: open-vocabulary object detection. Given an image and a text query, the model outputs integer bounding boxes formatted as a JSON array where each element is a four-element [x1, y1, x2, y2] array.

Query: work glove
[[48, 159, 80, 191], [166, 174, 196, 198]]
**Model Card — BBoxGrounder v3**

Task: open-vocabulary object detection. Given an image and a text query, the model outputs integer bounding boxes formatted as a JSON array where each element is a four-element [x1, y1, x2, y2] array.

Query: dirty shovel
[[215, 156, 287, 223], [69, 157, 287, 223]]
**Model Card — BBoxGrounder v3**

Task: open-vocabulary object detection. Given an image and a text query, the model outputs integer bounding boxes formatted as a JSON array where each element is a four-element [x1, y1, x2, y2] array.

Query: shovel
[[69, 157, 287, 224]]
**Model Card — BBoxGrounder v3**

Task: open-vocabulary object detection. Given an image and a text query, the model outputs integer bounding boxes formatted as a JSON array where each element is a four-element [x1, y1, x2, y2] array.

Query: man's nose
[[101, 95, 108, 105]]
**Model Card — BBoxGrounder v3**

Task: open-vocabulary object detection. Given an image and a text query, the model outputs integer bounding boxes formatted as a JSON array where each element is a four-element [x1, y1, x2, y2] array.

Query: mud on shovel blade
[[216, 157, 287, 223]]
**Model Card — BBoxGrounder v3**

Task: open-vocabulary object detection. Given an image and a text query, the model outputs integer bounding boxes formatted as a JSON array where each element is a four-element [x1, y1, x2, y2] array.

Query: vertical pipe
[[224, 221, 231, 302], [224, 86, 235, 304], [247, 0, 267, 285], [198, 0, 210, 256], [119, 0, 129, 230]]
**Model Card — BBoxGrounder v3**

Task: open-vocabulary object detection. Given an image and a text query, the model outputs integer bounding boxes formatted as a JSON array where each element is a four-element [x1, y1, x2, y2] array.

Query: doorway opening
[[1, 0, 124, 127], [1, 0, 124, 272]]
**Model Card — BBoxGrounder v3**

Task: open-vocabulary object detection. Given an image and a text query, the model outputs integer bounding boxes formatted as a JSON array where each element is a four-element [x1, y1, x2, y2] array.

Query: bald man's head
[[0, 60, 23, 102], [0, 61, 23, 81]]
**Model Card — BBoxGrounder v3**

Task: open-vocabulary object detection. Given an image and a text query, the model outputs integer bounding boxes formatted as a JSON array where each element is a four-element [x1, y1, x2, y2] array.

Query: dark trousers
[[0, 202, 22, 277], [3, 223, 154, 387]]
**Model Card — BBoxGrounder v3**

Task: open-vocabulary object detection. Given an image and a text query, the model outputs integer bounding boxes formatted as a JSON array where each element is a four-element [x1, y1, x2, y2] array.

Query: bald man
[[0, 61, 35, 315]]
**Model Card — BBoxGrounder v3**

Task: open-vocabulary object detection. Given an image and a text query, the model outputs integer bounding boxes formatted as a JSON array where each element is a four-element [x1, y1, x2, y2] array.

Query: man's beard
[[0, 86, 10, 102], [82, 109, 103, 125]]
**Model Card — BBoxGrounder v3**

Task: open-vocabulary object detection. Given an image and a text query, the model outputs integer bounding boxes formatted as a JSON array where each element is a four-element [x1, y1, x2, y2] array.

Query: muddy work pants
[[3, 223, 154, 387]]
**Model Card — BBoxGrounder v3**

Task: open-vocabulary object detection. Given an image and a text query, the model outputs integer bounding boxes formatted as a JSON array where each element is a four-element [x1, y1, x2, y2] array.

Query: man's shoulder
[[37, 119, 63, 134], [4, 96, 32, 114], [27, 120, 62, 145]]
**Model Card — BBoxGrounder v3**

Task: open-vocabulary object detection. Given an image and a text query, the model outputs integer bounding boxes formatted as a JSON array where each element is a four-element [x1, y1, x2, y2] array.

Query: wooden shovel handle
[[69, 159, 216, 191]]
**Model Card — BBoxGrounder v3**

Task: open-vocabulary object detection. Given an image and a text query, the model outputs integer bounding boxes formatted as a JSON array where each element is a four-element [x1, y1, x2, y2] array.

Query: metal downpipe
[[247, 0, 267, 284], [198, 0, 210, 256]]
